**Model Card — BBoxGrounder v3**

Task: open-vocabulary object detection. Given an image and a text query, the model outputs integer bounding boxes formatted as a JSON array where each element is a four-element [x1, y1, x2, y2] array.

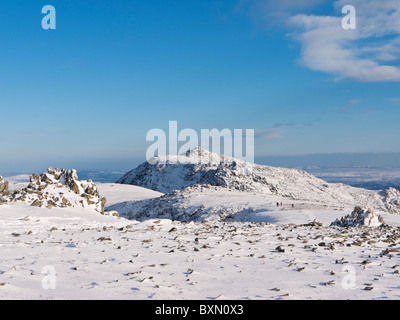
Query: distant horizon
[[2, 150, 400, 178]]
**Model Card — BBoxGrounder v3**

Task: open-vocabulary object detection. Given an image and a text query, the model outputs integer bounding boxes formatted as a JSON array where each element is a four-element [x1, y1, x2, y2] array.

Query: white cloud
[[289, 0, 400, 82]]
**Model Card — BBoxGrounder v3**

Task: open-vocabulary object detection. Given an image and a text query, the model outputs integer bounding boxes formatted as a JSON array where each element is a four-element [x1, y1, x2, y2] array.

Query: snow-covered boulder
[[331, 206, 385, 228], [6, 167, 109, 215]]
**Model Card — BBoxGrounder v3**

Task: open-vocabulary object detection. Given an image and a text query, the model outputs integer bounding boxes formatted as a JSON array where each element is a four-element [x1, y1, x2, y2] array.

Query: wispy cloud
[[255, 128, 286, 140], [237, 0, 328, 21], [335, 99, 362, 114], [272, 122, 297, 128], [388, 97, 400, 103], [242, 0, 400, 82]]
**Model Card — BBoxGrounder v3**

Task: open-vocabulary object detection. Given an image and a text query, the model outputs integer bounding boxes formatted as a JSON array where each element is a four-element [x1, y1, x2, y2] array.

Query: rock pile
[[5, 167, 109, 215], [331, 206, 385, 228]]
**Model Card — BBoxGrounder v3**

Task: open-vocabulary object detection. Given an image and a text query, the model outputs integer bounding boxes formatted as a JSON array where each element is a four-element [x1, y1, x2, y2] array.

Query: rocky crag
[[1, 168, 112, 215], [331, 206, 385, 228]]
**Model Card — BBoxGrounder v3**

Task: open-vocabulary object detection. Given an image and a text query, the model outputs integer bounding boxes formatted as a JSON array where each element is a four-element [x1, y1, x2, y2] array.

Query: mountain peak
[[146, 147, 238, 167]]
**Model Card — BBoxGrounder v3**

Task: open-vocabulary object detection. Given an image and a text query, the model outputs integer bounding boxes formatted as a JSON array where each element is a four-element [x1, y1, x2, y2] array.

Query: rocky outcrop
[[0, 176, 9, 195], [331, 206, 385, 228], [5, 167, 110, 215], [380, 187, 400, 213], [0, 176, 9, 205]]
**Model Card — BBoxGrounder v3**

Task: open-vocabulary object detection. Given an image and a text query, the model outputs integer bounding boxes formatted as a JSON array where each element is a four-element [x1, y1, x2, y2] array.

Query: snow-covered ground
[[97, 183, 163, 207], [1, 180, 400, 300]]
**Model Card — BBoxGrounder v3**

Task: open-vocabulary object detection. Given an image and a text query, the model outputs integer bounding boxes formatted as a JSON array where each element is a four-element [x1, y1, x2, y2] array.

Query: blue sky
[[1, 0, 400, 173]]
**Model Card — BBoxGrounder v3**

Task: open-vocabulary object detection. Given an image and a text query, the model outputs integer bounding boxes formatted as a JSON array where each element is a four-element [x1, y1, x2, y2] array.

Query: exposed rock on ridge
[[3, 167, 110, 215]]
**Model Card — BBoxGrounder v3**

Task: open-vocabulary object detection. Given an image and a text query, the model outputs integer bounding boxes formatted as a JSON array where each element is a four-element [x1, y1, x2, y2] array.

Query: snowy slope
[[97, 183, 163, 207], [108, 183, 378, 224]]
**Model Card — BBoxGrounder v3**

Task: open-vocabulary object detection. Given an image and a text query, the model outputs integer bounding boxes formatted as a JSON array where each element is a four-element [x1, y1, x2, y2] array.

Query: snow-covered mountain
[[116, 148, 400, 217]]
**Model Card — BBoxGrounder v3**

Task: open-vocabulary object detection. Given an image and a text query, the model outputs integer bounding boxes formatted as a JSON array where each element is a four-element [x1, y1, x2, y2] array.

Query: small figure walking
[[292, 203, 294, 208], [280, 202, 283, 206], [276, 202, 279, 207]]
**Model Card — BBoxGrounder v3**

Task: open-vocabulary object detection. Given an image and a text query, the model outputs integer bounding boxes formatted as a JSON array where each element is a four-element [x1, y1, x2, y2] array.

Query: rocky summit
[[2, 167, 109, 215]]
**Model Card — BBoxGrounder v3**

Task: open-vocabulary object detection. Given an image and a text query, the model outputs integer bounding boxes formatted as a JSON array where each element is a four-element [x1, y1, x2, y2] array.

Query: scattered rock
[[302, 220, 323, 227], [322, 280, 335, 286], [275, 246, 285, 253], [97, 237, 112, 241]]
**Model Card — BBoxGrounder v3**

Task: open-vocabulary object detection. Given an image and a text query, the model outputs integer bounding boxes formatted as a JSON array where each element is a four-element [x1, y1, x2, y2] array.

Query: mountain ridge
[[116, 148, 400, 215]]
